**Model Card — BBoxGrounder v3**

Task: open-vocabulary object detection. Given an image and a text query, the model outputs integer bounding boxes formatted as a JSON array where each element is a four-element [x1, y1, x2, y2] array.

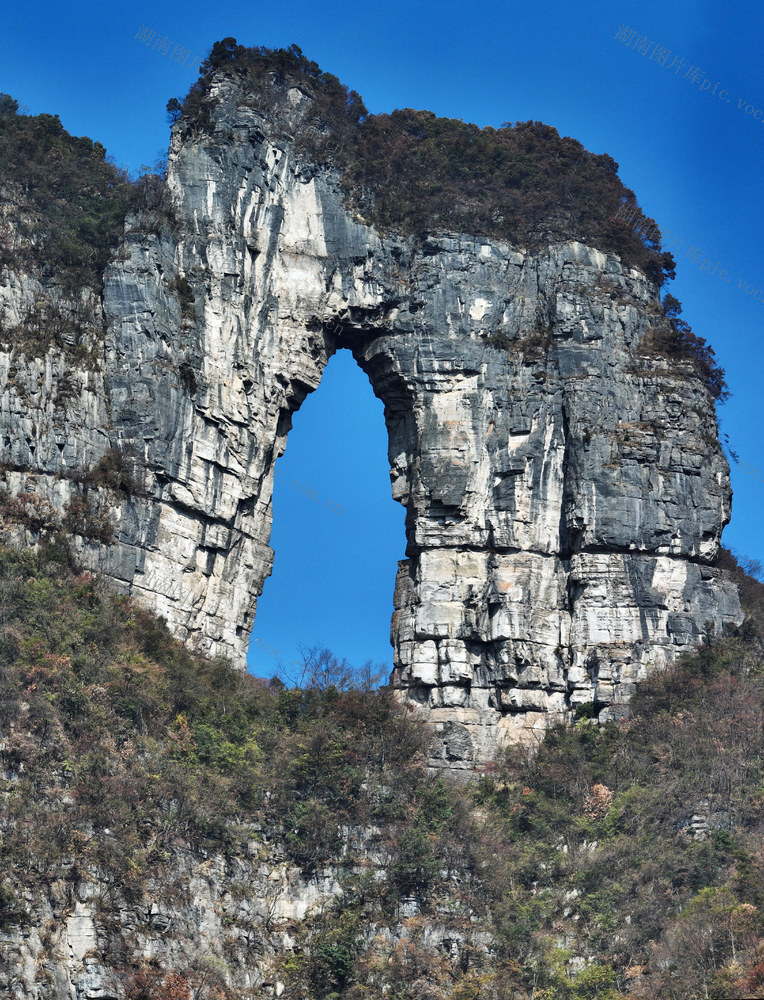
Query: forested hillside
[[1, 542, 763, 998]]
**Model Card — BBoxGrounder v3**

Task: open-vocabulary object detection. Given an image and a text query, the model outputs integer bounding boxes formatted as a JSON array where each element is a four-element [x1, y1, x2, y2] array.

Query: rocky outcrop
[[0, 70, 742, 767], [1, 830, 471, 999], [1, 846, 337, 998]]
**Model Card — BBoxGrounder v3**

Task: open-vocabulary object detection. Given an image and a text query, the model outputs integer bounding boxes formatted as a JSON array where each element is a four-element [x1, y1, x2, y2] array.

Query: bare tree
[[277, 645, 388, 692]]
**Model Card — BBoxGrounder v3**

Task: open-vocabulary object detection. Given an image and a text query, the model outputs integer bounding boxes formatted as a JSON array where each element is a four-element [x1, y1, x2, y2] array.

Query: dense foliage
[[0, 94, 164, 288], [169, 41, 675, 286], [1, 543, 763, 997]]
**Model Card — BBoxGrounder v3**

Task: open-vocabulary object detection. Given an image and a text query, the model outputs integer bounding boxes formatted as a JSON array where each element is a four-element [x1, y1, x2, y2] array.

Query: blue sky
[[2, 0, 762, 678]]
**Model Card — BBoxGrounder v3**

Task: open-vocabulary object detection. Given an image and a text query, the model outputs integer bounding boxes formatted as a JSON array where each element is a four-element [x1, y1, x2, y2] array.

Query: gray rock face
[[0, 838, 360, 998], [0, 72, 742, 766]]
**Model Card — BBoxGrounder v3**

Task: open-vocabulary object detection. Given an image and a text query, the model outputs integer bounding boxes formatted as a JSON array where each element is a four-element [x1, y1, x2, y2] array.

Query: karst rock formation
[[0, 63, 742, 768]]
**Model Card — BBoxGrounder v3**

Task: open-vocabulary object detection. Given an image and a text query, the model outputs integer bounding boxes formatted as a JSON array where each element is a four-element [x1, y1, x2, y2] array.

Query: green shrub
[[390, 826, 440, 896], [310, 939, 357, 996], [0, 94, 170, 291], [0, 97, 132, 286], [284, 798, 343, 871], [569, 963, 624, 1000]]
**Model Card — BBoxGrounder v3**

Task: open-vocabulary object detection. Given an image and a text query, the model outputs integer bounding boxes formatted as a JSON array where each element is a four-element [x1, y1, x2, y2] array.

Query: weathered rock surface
[[0, 71, 742, 767], [0, 832, 401, 998]]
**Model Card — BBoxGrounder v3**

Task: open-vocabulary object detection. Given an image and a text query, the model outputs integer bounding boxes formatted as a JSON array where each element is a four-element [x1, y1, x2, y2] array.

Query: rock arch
[[0, 75, 742, 767]]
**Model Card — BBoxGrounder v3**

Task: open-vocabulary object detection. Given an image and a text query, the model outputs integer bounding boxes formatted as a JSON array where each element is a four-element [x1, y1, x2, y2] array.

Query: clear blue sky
[[3, 0, 762, 678]]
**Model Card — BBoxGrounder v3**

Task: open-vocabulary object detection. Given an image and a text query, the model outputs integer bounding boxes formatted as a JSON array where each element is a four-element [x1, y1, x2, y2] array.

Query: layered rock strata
[[0, 72, 742, 766]]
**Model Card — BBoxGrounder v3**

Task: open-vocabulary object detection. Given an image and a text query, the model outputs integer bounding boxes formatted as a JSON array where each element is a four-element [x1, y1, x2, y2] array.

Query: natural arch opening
[[246, 347, 406, 682]]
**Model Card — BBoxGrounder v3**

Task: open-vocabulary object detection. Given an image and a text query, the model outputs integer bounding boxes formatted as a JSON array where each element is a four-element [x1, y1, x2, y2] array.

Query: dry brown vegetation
[[171, 40, 675, 287], [0, 543, 763, 997]]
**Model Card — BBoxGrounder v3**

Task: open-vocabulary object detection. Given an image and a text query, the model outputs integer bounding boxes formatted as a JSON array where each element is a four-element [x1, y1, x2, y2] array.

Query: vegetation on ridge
[[170, 40, 729, 399], [169, 39, 676, 286], [0, 93, 166, 289], [1, 542, 764, 997]]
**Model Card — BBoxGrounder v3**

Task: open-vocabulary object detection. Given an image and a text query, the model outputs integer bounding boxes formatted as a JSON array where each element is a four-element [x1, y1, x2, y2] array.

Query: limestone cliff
[[0, 60, 742, 768]]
